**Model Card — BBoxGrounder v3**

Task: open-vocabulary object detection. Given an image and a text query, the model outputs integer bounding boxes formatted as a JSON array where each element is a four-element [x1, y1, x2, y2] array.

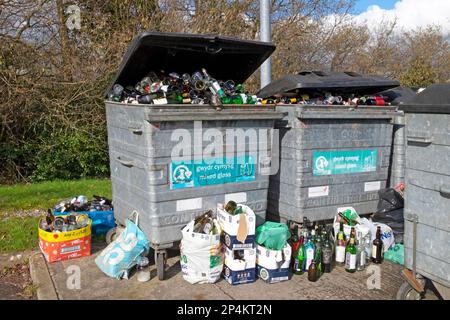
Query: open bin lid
[[105, 32, 276, 97], [399, 84, 450, 114], [256, 71, 400, 99]]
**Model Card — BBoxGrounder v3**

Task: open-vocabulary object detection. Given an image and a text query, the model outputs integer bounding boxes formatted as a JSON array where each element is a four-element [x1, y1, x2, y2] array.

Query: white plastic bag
[[180, 219, 224, 284], [360, 218, 395, 253]]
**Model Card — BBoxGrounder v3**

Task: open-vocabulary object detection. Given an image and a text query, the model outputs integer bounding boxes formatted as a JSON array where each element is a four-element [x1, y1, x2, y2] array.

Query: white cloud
[[354, 0, 450, 35]]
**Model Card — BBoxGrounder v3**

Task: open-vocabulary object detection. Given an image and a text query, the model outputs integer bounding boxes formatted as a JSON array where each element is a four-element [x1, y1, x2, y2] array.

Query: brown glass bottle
[[307, 259, 318, 282], [371, 226, 384, 264]]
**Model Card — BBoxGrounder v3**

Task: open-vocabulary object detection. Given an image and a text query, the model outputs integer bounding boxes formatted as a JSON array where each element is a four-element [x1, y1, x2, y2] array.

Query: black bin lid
[[377, 86, 416, 105], [399, 84, 450, 114], [105, 32, 276, 97], [256, 71, 400, 99]]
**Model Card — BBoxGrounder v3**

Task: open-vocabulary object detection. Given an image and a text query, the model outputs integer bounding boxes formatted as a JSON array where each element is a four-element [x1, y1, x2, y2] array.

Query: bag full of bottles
[[180, 210, 224, 284], [38, 212, 92, 263], [256, 243, 292, 284], [217, 202, 256, 250], [107, 69, 260, 107]]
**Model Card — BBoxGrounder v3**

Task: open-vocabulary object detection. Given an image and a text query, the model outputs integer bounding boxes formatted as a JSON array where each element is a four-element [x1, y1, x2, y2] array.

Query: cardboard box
[[223, 246, 256, 285], [217, 203, 255, 250], [38, 218, 92, 263], [256, 243, 291, 284]]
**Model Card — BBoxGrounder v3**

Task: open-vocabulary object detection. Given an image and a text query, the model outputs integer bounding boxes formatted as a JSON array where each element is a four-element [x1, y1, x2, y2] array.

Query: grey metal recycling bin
[[397, 84, 450, 299], [104, 32, 282, 280], [257, 71, 401, 223]]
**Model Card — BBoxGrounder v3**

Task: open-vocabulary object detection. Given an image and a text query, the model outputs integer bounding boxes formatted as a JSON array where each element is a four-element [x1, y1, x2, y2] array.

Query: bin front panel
[[106, 103, 277, 246], [403, 112, 450, 287], [268, 106, 395, 222]]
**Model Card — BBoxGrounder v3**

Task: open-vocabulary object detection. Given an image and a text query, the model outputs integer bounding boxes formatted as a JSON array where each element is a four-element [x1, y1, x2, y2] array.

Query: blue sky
[[353, 0, 397, 13]]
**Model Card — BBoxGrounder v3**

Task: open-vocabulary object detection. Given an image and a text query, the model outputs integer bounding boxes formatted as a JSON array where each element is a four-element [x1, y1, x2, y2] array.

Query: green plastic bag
[[255, 222, 291, 251], [384, 244, 404, 265]]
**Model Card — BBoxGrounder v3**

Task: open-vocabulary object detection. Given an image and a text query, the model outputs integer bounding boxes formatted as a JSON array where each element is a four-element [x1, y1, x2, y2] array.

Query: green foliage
[[31, 130, 109, 182], [400, 57, 436, 88]]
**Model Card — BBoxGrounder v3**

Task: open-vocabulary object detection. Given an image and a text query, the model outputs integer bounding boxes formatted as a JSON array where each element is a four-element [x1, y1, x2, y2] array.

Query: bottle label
[[372, 244, 377, 258], [336, 246, 345, 263], [358, 251, 366, 267], [322, 248, 332, 264], [293, 259, 299, 271], [345, 253, 356, 269], [305, 248, 314, 270]]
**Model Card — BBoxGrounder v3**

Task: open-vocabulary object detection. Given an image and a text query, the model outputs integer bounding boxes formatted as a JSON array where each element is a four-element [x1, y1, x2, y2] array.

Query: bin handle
[[407, 131, 433, 144], [116, 157, 134, 168], [128, 127, 143, 135], [440, 186, 450, 197]]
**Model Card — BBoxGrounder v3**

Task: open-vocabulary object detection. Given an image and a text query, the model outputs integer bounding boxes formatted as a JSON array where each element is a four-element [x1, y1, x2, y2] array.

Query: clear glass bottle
[[356, 231, 367, 271]]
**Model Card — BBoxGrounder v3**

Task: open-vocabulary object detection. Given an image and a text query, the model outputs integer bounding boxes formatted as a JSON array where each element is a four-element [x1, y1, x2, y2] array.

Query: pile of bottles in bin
[[289, 215, 384, 282], [261, 93, 390, 106], [108, 68, 259, 105], [54, 195, 113, 213], [39, 209, 90, 233]]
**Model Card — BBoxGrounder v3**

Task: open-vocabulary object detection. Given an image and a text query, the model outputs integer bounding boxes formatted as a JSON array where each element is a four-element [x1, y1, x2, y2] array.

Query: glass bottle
[[345, 229, 357, 273], [293, 235, 305, 275], [307, 259, 318, 282], [335, 221, 346, 266], [303, 235, 316, 272], [371, 226, 384, 264], [356, 231, 367, 271], [201, 68, 225, 98], [321, 230, 333, 273]]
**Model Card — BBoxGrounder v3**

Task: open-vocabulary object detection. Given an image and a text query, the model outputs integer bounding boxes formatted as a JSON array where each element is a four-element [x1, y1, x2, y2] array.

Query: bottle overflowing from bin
[[260, 92, 391, 106], [107, 68, 259, 106]]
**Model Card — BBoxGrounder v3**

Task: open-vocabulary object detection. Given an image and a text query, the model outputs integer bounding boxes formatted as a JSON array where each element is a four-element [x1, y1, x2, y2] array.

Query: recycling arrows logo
[[315, 156, 329, 173], [173, 165, 193, 184]]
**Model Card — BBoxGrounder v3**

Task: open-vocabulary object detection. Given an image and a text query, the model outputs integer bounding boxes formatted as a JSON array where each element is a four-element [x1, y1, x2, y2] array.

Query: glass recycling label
[[313, 149, 378, 176], [170, 156, 256, 190]]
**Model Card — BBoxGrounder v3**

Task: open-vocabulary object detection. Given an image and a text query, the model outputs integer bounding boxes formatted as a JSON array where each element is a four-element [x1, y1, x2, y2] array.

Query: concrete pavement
[[29, 240, 406, 300]]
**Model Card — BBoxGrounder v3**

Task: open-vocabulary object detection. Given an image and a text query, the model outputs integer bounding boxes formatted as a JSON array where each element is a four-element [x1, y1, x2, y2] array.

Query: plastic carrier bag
[[95, 211, 150, 279], [180, 219, 224, 284], [255, 222, 291, 251]]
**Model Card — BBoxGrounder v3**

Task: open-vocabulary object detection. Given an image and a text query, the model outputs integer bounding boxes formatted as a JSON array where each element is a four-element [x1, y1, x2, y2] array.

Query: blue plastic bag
[[95, 211, 150, 279]]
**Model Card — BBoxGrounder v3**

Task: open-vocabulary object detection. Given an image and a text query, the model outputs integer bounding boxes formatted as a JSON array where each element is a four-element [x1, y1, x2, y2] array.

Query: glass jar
[[137, 256, 151, 282]]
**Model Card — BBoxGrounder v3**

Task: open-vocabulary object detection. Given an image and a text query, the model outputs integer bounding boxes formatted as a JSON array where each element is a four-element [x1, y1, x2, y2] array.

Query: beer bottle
[[307, 259, 318, 282], [46, 209, 55, 226], [321, 230, 333, 273], [293, 236, 305, 275], [345, 229, 357, 273], [371, 226, 384, 264]]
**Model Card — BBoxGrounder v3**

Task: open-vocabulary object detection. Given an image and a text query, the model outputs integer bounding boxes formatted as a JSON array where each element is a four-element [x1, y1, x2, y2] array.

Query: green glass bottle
[[345, 228, 357, 273], [314, 236, 322, 278], [293, 236, 305, 275]]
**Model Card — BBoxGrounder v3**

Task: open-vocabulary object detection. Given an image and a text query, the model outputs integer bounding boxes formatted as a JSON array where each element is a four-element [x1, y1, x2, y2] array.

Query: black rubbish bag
[[376, 188, 404, 214], [373, 188, 404, 244]]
